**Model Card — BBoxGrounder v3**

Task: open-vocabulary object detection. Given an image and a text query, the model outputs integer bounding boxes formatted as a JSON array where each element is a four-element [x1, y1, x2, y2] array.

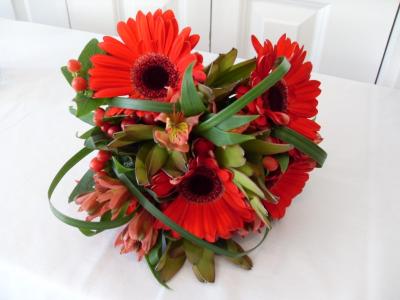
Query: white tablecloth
[[1, 19, 399, 300]]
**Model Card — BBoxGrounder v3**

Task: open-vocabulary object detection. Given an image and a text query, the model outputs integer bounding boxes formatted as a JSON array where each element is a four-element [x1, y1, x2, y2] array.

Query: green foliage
[[272, 126, 327, 167], [215, 145, 246, 168], [205, 48, 256, 87], [241, 139, 293, 155], [106, 98, 176, 113], [199, 126, 254, 147], [108, 124, 156, 148], [180, 63, 207, 116], [68, 169, 94, 203], [78, 38, 105, 76]]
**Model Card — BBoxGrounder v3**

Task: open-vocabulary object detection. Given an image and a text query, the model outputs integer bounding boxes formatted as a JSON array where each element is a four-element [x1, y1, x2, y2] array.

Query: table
[[1, 18, 399, 300]]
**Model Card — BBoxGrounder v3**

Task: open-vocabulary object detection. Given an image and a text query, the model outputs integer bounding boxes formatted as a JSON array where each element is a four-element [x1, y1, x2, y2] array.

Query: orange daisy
[[153, 157, 254, 242], [237, 34, 321, 141], [89, 9, 206, 115]]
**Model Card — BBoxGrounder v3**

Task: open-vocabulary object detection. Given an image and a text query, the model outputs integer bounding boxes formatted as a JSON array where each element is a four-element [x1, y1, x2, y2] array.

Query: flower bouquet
[[48, 9, 327, 286]]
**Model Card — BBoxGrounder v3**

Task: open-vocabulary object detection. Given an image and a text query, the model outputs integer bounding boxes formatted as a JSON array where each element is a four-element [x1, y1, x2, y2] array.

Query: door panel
[[211, 0, 329, 70], [211, 0, 399, 83], [5, 0, 211, 51], [10, 0, 70, 27], [67, 0, 119, 35], [0, 0, 15, 19]]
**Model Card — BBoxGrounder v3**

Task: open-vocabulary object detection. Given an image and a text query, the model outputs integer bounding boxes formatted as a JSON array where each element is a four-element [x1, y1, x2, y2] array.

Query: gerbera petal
[[188, 34, 200, 48], [265, 157, 315, 219], [117, 21, 140, 55], [288, 118, 321, 141], [251, 35, 264, 55], [94, 87, 133, 98], [100, 37, 136, 62], [91, 54, 131, 69], [88, 67, 131, 79]]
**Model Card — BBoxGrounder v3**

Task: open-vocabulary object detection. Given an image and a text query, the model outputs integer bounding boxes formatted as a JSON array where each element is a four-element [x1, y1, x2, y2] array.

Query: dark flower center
[[179, 167, 224, 203], [262, 80, 288, 112], [131, 53, 179, 98]]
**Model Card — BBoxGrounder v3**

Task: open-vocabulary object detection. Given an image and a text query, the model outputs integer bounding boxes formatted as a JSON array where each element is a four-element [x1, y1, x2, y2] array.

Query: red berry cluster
[[90, 150, 112, 173], [93, 108, 141, 138], [67, 59, 87, 92]]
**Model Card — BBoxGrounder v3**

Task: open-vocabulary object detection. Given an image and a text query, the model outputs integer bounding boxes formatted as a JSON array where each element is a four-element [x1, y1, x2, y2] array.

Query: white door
[[210, 0, 399, 84], [4, 0, 211, 52]]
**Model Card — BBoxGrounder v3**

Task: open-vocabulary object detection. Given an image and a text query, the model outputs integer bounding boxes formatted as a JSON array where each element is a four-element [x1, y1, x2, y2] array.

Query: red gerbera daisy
[[89, 9, 206, 115], [154, 157, 254, 242], [264, 157, 316, 219], [238, 34, 321, 141]]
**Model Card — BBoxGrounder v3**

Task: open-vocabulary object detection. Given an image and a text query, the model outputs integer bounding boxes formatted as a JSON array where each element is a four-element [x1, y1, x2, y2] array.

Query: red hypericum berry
[[263, 156, 279, 172], [72, 77, 87, 92], [93, 108, 105, 126], [121, 117, 137, 130], [193, 138, 215, 156], [97, 150, 111, 162], [100, 122, 111, 133], [90, 157, 105, 172], [67, 59, 82, 73], [107, 125, 121, 137], [142, 113, 155, 125]]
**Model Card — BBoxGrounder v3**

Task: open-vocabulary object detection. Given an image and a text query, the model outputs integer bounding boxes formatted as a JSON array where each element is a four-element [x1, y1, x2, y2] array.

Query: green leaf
[[210, 57, 256, 87], [183, 239, 203, 265], [135, 142, 155, 185], [180, 63, 207, 116], [108, 124, 156, 148], [205, 48, 238, 85], [241, 139, 293, 155], [216, 114, 259, 131], [192, 248, 215, 283], [77, 127, 98, 139], [276, 153, 289, 173], [69, 106, 94, 125], [78, 38, 105, 75], [230, 168, 264, 199], [200, 126, 254, 147], [84, 131, 109, 150], [235, 162, 254, 177], [156, 241, 186, 283], [162, 151, 188, 178], [145, 255, 171, 289], [112, 157, 134, 174], [146, 144, 168, 177], [106, 97, 176, 113], [148, 236, 163, 266], [272, 126, 327, 167], [68, 169, 94, 203], [78, 211, 111, 236], [215, 145, 246, 168], [48, 147, 93, 199], [225, 240, 253, 270], [196, 57, 290, 133], [249, 195, 271, 229], [113, 166, 270, 258], [61, 66, 73, 85], [74, 94, 107, 117]]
